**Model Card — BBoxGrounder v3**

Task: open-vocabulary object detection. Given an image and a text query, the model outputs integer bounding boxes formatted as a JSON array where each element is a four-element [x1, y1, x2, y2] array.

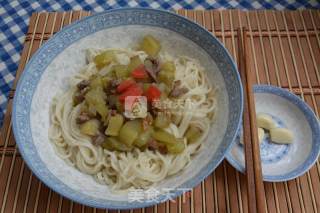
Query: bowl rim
[[226, 84, 320, 182], [12, 7, 243, 209]]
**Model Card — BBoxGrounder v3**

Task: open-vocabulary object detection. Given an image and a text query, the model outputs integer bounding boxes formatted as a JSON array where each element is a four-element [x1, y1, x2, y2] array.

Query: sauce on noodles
[[49, 35, 217, 191]]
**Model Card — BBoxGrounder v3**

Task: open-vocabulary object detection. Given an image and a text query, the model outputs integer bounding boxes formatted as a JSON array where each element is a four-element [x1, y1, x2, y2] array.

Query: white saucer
[[226, 85, 320, 182]]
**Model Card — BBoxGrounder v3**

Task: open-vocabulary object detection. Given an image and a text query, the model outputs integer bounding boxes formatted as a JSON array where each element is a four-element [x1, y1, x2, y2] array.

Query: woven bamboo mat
[[0, 10, 319, 213]]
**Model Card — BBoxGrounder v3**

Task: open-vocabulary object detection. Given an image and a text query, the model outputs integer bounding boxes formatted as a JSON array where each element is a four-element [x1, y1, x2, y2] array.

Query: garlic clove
[[257, 113, 276, 130], [270, 128, 294, 144], [258, 127, 265, 144]]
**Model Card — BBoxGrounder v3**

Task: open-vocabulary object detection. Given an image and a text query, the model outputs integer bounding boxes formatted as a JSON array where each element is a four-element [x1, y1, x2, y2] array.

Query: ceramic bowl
[[226, 85, 320, 181], [12, 8, 243, 209]]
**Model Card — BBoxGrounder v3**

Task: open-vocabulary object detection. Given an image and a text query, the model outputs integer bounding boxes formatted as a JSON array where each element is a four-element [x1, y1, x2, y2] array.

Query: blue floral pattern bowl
[[12, 8, 243, 209], [227, 85, 320, 182]]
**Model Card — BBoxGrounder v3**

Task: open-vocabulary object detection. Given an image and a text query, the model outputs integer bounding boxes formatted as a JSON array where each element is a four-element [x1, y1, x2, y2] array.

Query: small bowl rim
[[226, 84, 320, 182]]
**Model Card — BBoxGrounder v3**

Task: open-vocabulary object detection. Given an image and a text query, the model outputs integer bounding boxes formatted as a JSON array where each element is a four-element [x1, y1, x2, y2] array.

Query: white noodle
[[49, 48, 216, 191]]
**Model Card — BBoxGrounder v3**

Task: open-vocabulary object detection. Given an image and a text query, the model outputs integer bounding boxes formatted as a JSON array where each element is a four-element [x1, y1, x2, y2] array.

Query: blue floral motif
[[12, 8, 243, 209]]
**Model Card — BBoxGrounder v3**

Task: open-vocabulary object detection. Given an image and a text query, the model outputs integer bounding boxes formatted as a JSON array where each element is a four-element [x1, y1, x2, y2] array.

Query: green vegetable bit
[[105, 114, 124, 136], [166, 139, 185, 154], [119, 120, 142, 146], [158, 61, 175, 86], [152, 129, 179, 145], [161, 61, 176, 73], [127, 56, 142, 73], [79, 119, 100, 136], [134, 127, 153, 147], [154, 113, 170, 128], [185, 126, 202, 144], [102, 137, 132, 152], [85, 87, 108, 119], [112, 65, 129, 79], [94, 50, 115, 69], [140, 35, 161, 57], [90, 76, 103, 89]]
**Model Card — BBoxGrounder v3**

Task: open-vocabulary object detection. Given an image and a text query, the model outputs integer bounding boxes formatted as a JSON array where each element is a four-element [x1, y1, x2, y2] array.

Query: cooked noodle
[[49, 48, 216, 191]]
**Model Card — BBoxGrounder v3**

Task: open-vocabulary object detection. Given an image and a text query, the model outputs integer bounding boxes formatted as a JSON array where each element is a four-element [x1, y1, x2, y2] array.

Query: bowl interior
[[13, 8, 242, 208], [31, 25, 228, 199]]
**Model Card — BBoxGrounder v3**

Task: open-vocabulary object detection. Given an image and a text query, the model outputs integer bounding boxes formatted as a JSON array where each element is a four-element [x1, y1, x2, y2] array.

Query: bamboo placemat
[[0, 10, 319, 213]]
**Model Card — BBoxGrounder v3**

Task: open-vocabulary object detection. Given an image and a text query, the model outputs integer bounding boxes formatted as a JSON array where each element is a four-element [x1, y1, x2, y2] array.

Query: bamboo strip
[[281, 11, 308, 213], [308, 10, 320, 205], [1, 157, 21, 212], [309, 10, 320, 57], [290, 12, 319, 213], [22, 172, 34, 213], [271, 11, 294, 88], [272, 9, 298, 209], [263, 11, 281, 86], [289, 12, 319, 115], [254, 11, 271, 84], [0, 100, 13, 147], [263, 10, 292, 213], [0, 147, 18, 213], [245, 13, 260, 84], [299, 11, 320, 86], [45, 190, 52, 213], [229, 10, 238, 68], [280, 11, 305, 97], [11, 158, 25, 213], [0, 120, 12, 171], [223, 163, 230, 213]]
